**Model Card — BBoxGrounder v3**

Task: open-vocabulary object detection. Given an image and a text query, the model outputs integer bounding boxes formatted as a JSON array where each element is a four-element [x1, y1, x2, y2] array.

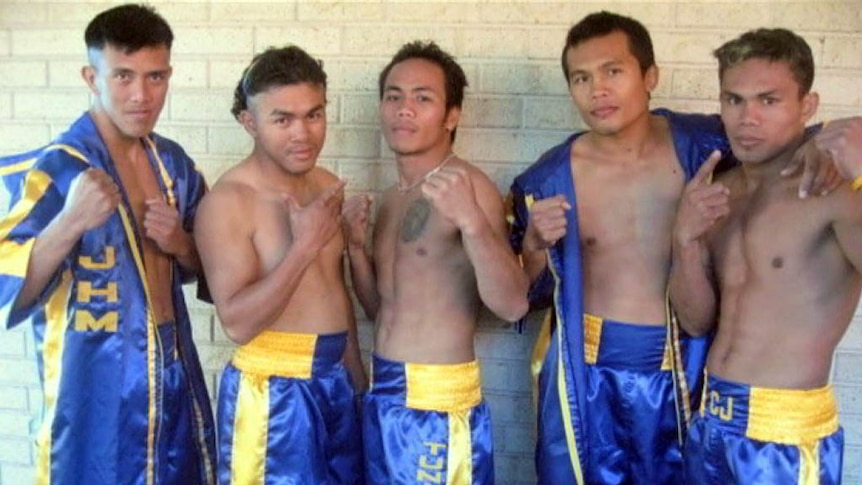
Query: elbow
[[218, 314, 256, 346], [495, 294, 530, 323]]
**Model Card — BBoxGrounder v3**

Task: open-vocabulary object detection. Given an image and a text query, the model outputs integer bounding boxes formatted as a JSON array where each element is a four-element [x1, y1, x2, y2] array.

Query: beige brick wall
[[1, 1, 860, 484]]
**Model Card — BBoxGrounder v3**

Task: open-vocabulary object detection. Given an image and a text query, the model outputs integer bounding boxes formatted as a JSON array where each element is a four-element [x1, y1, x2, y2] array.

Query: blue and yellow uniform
[[217, 331, 363, 484], [0, 112, 216, 484], [509, 110, 729, 484], [363, 353, 494, 485], [685, 372, 843, 485]]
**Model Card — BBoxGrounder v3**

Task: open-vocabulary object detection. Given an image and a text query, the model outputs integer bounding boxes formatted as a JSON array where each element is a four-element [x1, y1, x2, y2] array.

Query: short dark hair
[[378, 40, 468, 112], [714, 28, 814, 97], [561, 11, 655, 83], [231, 45, 327, 119], [85, 4, 173, 54]]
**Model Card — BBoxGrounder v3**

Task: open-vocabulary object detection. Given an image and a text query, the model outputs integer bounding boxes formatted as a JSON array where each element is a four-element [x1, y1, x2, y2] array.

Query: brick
[[474, 3, 575, 25], [386, 3, 481, 24], [0, 3, 49, 26], [210, 59, 252, 89], [774, 2, 862, 33], [154, 124, 209, 156], [48, 60, 85, 88], [0, 330, 25, 357], [319, 126, 380, 159], [172, 27, 253, 57], [298, 2, 384, 23], [524, 27, 568, 62], [818, 73, 862, 107], [0, 437, 31, 464], [653, 31, 730, 66], [340, 94, 379, 126], [0, 410, 32, 438], [834, 352, 862, 384], [670, 68, 719, 100], [338, 161, 396, 193], [0, 123, 51, 153], [844, 413, 862, 446], [0, 386, 28, 411], [210, 3, 294, 23], [47, 3, 112, 26], [457, 28, 528, 59], [480, 63, 568, 96], [255, 27, 341, 57], [195, 342, 234, 373], [0, 61, 46, 88], [0, 30, 9, 57], [570, 2, 675, 28], [675, 4, 774, 29], [169, 90, 235, 123], [823, 37, 862, 70], [341, 26, 457, 59], [0, 359, 38, 386], [0, 92, 9, 121], [327, 61, 380, 92], [460, 96, 522, 129], [1, 464, 36, 485], [169, 60, 208, 89], [12, 29, 79, 57], [523, 96, 579, 130], [12, 91, 88, 121]]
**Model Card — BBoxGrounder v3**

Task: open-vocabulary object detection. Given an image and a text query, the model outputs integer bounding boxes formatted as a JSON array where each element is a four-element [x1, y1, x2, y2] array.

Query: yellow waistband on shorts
[[232, 331, 317, 379], [405, 360, 482, 413], [747, 384, 838, 445]]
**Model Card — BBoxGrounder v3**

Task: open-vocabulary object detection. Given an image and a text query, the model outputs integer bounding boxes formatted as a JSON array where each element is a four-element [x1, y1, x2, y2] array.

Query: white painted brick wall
[[0, 2, 860, 484]]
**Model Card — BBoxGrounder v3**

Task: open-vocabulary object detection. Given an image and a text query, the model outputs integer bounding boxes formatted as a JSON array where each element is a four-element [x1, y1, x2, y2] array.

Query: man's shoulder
[[513, 132, 580, 190]]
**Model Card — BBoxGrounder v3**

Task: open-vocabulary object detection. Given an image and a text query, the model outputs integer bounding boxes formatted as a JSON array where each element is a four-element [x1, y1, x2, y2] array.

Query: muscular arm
[[346, 245, 379, 321], [669, 239, 718, 336], [343, 312, 369, 393], [195, 187, 320, 345], [833, 188, 862, 273], [461, 175, 529, 322]]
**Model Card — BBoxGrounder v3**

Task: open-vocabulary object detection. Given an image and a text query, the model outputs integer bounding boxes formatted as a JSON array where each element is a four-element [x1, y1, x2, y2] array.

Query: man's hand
[[285, 180, 345, 254], [342, 193, 373, 250], [62, 168, 120, 233], [421, 165, 485, 234], [784, 117, 862, 197], [523, 195, 570, 252], [674, 151, 729, 246], [144, 197, 191, 256]]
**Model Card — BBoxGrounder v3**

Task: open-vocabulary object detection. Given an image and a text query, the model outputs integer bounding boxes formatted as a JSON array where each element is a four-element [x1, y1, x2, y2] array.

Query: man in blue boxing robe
[[509, 11, 858, 485], [0, 4, 215, 484]]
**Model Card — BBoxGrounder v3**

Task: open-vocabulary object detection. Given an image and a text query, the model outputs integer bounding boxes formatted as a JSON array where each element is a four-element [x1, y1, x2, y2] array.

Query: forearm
[[173, 231, 202, 275], [14, 212, 83, 311], [463, 222, 529, 322], [668, 241, 717, 336], [346, 246, 380, 321], [343, 319, 369, 393], [216, 245, 317, 344]]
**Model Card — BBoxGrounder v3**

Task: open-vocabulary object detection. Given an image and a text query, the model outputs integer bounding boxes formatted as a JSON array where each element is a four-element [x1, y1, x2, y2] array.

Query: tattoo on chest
[[400, 198, 431, 243]]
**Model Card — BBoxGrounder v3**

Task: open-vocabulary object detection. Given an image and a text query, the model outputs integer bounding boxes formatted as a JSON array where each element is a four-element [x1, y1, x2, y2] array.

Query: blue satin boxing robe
[[508, 109, 730, 484], [0, 112, 216, 485]]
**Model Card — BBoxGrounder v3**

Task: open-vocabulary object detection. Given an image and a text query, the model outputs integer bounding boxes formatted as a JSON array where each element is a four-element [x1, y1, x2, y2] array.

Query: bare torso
[[212, 162, 351, 334], [572, 116, 683, 325], [112, 142, 175, 324], [706, 170, 862, 388], [372, 160, 483, 364]]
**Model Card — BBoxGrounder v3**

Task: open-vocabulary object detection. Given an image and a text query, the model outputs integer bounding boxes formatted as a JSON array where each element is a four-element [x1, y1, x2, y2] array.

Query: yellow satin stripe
[[116, 206, 158, 485], [531, 310, 552, 410], [35, 270, 73, 485], [405, 361, 481, 412], [547, 256, 584, 484], [797, 441, 820, 485], [144, 137, 177, 208], [582, 314, 602, 364], [0, 158, 34, 177], [0, 169, 52, 235], [851, 174, 862, 192], [446, 410, 472, 485], [746, 385, 838, 445], [232, 331, 316, 379], [231, 373, 269, 485], [666, 294, 691, 442], [0, 239, 35, 278]]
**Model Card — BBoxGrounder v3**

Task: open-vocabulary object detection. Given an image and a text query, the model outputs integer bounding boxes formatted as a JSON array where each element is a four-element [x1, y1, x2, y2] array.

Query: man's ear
[[801, 91, 819, 124], [644, 64, 659, 94], [444, 106, 462, 132], [239, 110, 258, 138], [81, 65, 98, 95]]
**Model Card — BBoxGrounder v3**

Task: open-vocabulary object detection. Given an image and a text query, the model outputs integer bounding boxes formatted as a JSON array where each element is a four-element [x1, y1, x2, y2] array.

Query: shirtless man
[[509, 11, 858, 485], [670, 28, 862, 484], [194, 46, 365, 484], [343, 41, 529, 484]]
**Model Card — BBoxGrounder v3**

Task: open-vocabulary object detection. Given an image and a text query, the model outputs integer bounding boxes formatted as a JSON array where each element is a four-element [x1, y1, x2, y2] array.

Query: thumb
[[693, 150, 722, 185]]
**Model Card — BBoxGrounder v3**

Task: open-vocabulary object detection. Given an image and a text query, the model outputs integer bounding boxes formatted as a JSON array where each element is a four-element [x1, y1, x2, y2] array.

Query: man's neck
[[89, 108, 146, 163], [586, 110, 659, 162], [739, 137, 805, 190], [395, 144, 453, 187]]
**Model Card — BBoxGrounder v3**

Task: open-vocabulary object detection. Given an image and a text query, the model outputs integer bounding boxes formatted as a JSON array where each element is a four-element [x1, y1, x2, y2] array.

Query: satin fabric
[[217, 331, 363, 485], [685, 373, 843, 485], [585, 315, 705, 485], [509, 109, 729, 484], [363, 353, 494, 485], [0, 112, 215, 485]]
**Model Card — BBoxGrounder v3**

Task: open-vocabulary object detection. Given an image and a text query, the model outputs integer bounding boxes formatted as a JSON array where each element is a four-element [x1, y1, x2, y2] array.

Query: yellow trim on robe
[[230, 373, 270, 485], [405, 361, 481, 413], [547, 255, 584, 484], [232, 331, 317, 379], [582, 314, 602, 365], [35, 271, 73, 485], [0, 170, 52, 277], [145, 137, 177, 208], [531, 311, 552, 410], [0, 158, 34, 177], [446, 409, 472, 485]]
